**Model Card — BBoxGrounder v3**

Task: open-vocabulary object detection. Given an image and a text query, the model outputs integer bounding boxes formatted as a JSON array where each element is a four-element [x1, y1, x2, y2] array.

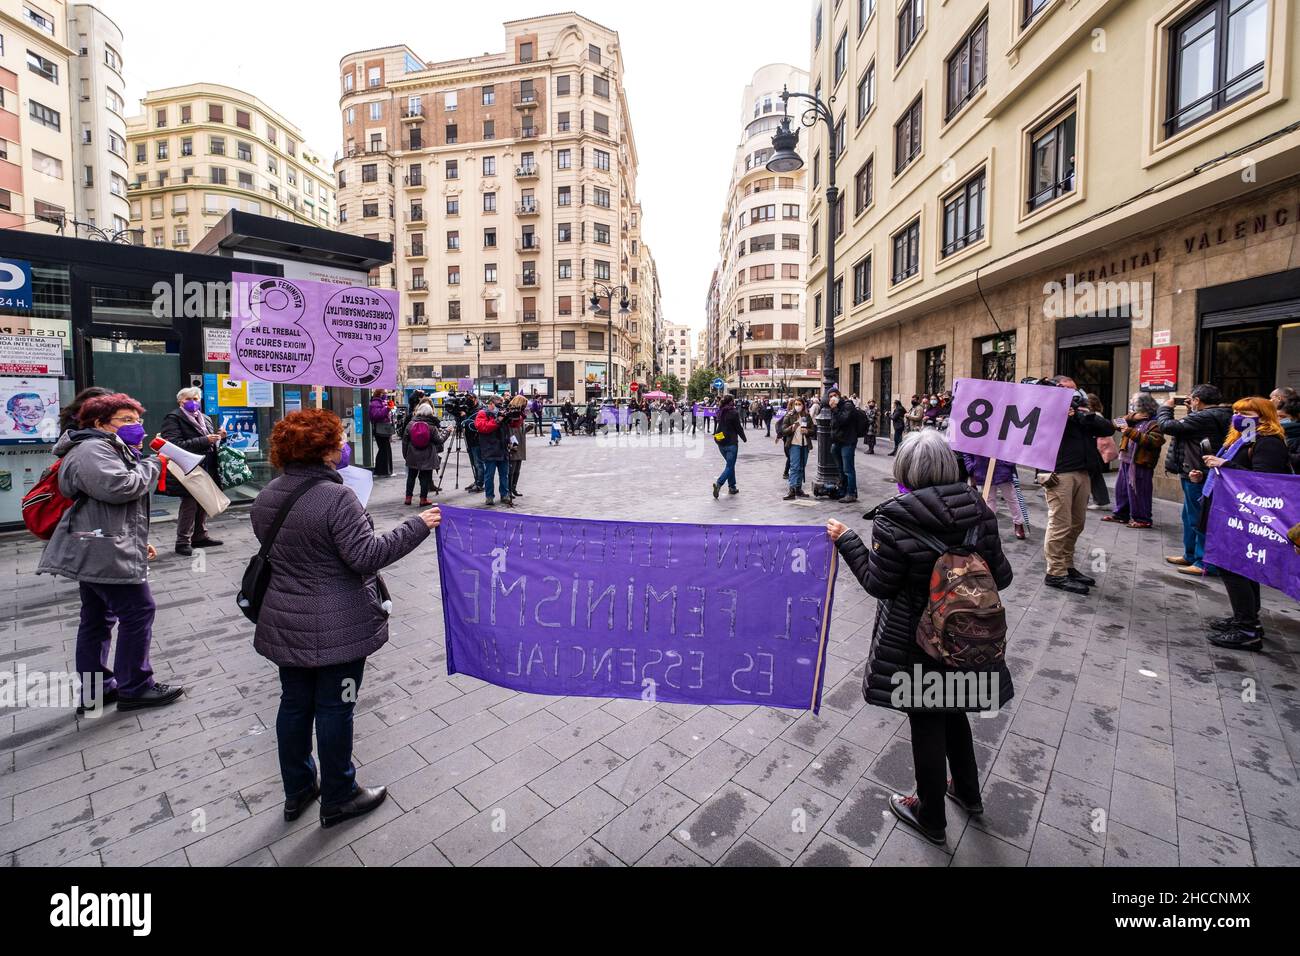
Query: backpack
[[905, 522, 1007, 670], [408, 419, 432, 450], [22, 459, 76, 540], [853, 405, 871, 438]]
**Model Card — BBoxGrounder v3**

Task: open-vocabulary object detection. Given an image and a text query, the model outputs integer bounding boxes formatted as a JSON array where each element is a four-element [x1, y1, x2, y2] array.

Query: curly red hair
[[270, 409, 343, 469], [78, 393, 145, 427]]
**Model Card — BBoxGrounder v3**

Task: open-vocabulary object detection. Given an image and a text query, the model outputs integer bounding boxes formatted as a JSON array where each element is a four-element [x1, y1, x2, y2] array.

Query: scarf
[[1201, 434, 1251, 499]]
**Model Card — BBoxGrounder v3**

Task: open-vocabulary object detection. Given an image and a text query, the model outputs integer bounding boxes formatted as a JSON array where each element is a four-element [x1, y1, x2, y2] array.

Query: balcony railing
[[514, 127, 540, 140], [517, 237, 541, 252], [512, 91, 538, 109], [515, 163, 538, 178], [407, 279, 428, 292], [406, 314, 429, 326], [517, 273, 539, 288], [519, 311, 539, 323], [407, 210, 425, 223], [403, 174, 425, 188], [401, 106, 424, 120], [406, 246, 427, 258], [515, 199, 539, 215]]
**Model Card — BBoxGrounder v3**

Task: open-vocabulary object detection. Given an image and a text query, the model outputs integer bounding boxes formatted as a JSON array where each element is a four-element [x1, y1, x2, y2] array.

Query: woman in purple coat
[[252, 409, 438, 828]]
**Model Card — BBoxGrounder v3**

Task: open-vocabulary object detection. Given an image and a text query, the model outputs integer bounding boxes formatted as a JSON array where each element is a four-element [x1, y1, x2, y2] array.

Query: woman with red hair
[[253, 408, 439, 828], [1201, 397, 1293, 651], [37, 392, 183, 713]]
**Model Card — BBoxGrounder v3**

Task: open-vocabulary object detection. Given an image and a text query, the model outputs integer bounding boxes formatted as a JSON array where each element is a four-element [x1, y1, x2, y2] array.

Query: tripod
[[437, 420, 464, 496]]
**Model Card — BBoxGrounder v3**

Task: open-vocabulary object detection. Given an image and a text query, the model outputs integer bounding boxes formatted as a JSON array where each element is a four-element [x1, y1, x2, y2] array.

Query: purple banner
[[1204, 469, 1300, 601], [947, 378, 1074, 471], [598, 406, 631, 427], [694, 404, 717, 417], [435, 507, 839, 711], [229, 273, 399, 390]]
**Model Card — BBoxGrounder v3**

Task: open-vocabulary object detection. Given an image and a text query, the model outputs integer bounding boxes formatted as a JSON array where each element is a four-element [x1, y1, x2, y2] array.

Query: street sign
[[712, 377, 725, 390], [630, 382, 639, 392], [0, 258, 33, 311]]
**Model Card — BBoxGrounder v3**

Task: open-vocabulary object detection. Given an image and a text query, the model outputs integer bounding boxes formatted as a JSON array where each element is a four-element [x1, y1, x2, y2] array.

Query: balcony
[[406, 314, 429, 327], [557, 120, 571, 132], [517, 236, 542, 253], [518, 311, 539, 323], [512, 91, 538, 110], [514, 163, 538, 178], [401, 106, 424, 122], [515, 199, 540, 216], [406, 246, 428, 260], [403, 174, 425, 189], [517, 273, 540, 289], [405, 211, 425, 225], [514, 126, 540, 140], [407, 278, 428, 292]]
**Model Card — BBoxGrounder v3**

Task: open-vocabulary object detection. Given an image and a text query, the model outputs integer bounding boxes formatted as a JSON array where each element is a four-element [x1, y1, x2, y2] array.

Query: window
[[362, 201, 378, 218], [558, 259, 573, 279], [1166, 0, 1268, 135], [559, 300, 574, 320], [483, 119, 495, 140], [749, 295, 775, 311], [368, 66, 381, 88], [834, 29, 848, 84], [28, 100, 60, 131], [595, 260, 611, 281], [892, 218, 921, 283], [236, 109, 251, 129], [593, 187, 610, 208], [750, 234, 775, 252], [1027, 103, 1077, 211], [782, 294, 800, 311], [946, 15, 988, 119], [750, 264, 775, 281], [897, 0, 925, 63], [209, 103, 224, 123], [558, 149, 572, 169], [135, 142, 147, 164], [369, 102, 382, 121], [446, 90, 458, 111], [446, 230, 459, 249], [343, 72, 354, 92], [859, 0, 876, 34], [857, 61, 876, 124], [593, 112, 610, 135], [782, 234, 800, 250], [481, 85, 495, 106], [446, 197, 459, 216], [557, 111, 571, 132], [449, 302, 461, 322], [26, 50, 57, 82], [1022, 0, 1051, 28], [519, 41, 534, 63], [832, 193, 846, 238], [483, 227, 497, 247], [484, 263, 497, 283], [589, 331, 605, 350], [751, 204, 776, 224], [558, 222, 572, 242], [557, 75, 571, 96], [594, 149, 610, 171], [446, 123, 458, 144], [854, 158, 874, 214], [815, 6, 823, 48], [594, 223, 610, 244], [482, 155, 496, 176], [853, 256, 873, 305], [210, 167, 228, 185], [446, 159, 458, 179], [942, 169, 986, 256], [238, 172, 255, 191], [593, 75, 610, 99], [34, 200, 63, 226], [31, 150, 61, 179], [781, 203, 800, 220], [362, 163, 378, 182], [181, 104, 192, 124], [831, 277, 844, 318], [236, 141, 251, 162], [833, 114, 846, 160], [558, 186, 571, 206], [894, 95, 923, 173], [589, 43, 602, 64], [483, 192, 497, 212]]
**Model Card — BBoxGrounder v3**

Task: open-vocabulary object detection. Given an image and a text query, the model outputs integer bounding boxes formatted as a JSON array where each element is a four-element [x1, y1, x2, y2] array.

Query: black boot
[[284, 780, 321, 822], [1207, 626, 1263, 651], [1067, 568, 1097, 587], [1045, 574, 1089, 595], [320, 785, 388, 828], [117, 682, 184, 711], [889, 794, 945, 845]]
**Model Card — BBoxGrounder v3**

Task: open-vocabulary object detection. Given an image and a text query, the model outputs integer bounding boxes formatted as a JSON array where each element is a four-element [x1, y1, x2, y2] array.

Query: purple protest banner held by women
[[435, 506, 839, 711], [1204, 470, 1300, 602]]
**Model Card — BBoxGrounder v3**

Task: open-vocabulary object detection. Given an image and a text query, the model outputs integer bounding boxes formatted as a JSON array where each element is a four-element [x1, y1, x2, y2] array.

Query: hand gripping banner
[[435, 507, 839, 712]]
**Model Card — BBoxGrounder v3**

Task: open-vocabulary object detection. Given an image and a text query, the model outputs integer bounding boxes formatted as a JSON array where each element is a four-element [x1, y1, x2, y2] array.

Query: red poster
[[1139, 346, 1179, 392]]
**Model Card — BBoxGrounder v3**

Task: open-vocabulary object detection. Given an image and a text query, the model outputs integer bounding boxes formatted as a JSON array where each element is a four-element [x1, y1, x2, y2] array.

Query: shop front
[[0, 213, 392, 531]]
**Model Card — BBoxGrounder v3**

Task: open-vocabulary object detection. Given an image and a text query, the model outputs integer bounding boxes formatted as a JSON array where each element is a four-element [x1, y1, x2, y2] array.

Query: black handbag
[[237, 479, 326, 623]]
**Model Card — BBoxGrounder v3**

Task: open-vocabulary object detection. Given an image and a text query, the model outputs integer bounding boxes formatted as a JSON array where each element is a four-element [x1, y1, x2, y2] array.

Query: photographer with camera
[[447, 391, 483, 494], [1157, 385, 1232, 577], [1039, 376, 1117, 595], [473, 396, 521, 507]]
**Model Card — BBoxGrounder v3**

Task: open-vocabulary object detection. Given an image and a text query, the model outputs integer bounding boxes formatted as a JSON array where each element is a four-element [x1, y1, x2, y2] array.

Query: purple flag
[[435, 507, 839, 712], [1204, 469, 1300, 602], [947, 378, 1074, 471], [228, 273, 399, 390]]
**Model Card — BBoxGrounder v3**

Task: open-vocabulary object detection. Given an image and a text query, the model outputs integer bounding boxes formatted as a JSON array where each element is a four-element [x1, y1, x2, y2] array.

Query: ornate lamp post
[[587, 282, 630, 400], [729, 320, 752, 400], [767, 86, 843, 497]]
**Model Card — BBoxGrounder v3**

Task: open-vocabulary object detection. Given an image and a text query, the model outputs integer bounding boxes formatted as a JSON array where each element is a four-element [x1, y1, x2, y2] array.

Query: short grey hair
[[894, 428, 960, 490], [1132, 392, 1159, 417], [177, 386, 201, 403]]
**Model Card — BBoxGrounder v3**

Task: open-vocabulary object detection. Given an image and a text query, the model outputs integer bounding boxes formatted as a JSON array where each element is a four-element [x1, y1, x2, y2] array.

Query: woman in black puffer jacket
[[827, 428, 1013, 846]]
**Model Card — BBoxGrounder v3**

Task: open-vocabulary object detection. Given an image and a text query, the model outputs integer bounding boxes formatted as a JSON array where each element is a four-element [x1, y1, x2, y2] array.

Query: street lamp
[[729, 320, 752, 400], [767, 85, 842, 498], [588, 282, 630, 401]]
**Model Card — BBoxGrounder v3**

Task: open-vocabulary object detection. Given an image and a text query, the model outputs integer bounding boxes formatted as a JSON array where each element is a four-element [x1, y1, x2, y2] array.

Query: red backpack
[[907, 524, 1008, 670], [22, 459, 76, 540], [408, 419, 432, 450]]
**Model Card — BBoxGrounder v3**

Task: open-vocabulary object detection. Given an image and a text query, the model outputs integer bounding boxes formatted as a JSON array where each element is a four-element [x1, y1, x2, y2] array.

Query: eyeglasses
[[110, 415, 141, 425]]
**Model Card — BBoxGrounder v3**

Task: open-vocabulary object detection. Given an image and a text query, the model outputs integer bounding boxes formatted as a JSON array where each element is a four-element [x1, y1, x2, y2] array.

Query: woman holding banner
[[826, 429, 1014, 846], [159, 387, 226, 556], [1202, 397, 1292, 651], [253, 409, 439, 827]]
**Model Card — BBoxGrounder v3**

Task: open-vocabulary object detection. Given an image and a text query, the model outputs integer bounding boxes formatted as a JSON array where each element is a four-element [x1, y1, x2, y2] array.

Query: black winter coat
[[715, 406, 746, 445], [836, 483, 1015, 712], [829, 400, 859, 446], [1053, 410, 1115, 473], [1157, 404, 1232, 477], [157, 408, 220, 499]]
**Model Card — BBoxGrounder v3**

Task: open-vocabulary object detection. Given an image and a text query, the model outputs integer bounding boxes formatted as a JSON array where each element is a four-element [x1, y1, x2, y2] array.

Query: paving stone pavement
[[1, 426, 1298, 867]]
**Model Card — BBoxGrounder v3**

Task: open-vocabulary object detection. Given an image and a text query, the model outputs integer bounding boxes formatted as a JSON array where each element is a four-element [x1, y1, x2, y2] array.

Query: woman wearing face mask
[[1200, 398, 1292, 652], [37, 393, 182, 713], [923, 394, 942, 426], [1101, 393, 1164, 529], [778, 398, 816, 500], [158, 386, 227, 556], [252, 409, 440, 827]]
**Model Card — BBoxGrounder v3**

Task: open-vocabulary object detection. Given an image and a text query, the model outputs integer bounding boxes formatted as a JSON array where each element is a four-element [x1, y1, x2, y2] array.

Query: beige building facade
[[803, 0, 1300, 496], [336, 14, 658, 402], [0, 0, 76, 233], [126, 83, 335, 251], [659, 320, 695, 385], [67, 3, 128, 235], [713, 63, 820, 398]]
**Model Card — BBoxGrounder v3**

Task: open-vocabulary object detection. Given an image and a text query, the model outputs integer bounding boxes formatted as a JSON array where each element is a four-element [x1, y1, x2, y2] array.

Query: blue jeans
[[716, 442, 739, 490], [482, 459, 511, 500], [1181, 475, 1211, 570], [277, 657, 366, 806], [835, 443, 857, 495], [467, 444, 483, 486], [788, 443, 809, 489]]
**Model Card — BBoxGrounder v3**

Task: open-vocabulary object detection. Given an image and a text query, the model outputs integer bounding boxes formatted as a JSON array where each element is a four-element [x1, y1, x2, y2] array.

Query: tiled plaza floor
[[1, 426, 1297, 866]]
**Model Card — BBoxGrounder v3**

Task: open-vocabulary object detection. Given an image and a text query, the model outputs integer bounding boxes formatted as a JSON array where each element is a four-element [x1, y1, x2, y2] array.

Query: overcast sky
[[104, 0, 808, 337]]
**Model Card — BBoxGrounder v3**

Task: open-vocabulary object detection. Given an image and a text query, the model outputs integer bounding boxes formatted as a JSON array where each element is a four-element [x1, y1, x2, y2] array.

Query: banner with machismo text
[[435, 507, 839, 712]]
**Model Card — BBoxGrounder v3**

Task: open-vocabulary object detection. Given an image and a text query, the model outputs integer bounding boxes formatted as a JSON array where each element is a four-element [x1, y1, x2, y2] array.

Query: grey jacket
[[399, 413, 444, 472], [37, 430, 162, 586], [250, 463, 430, 668]]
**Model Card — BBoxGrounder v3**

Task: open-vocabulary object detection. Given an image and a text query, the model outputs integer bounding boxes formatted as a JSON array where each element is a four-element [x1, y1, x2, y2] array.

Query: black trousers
[[907, 710, 980, 830], [405, 468, 432, 499], [509, 458, 522, 495], [373, 436, 392, 476], [1220, 569, 1262, 627]]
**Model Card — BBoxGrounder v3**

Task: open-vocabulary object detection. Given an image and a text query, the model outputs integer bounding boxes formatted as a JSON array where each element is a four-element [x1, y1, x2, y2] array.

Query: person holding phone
[[1156, 385, 1232, 576], [778, 398, 816, 500]]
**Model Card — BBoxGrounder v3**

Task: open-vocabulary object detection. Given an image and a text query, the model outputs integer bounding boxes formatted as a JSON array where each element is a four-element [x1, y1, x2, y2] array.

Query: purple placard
[[228, 273, 399, 390], [694, 404, 717, 418], [435, 507, 839, 712], [947, 378, 1074, 471], [1204, 469, 1300, 601]]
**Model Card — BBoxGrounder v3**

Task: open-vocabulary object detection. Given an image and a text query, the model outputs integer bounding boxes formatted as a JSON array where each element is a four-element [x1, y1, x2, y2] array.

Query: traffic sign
[[630, 382, 639, 392], [712, 377, 725, 390]]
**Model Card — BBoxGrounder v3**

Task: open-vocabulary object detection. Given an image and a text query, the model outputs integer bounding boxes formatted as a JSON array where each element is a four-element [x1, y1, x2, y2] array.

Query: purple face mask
[[116, 422, 146, 447], [896, 483, 911, 496], [1231, 413, 1252, 431], [338, 443, 351, 469], [182, 400, 200, 413]]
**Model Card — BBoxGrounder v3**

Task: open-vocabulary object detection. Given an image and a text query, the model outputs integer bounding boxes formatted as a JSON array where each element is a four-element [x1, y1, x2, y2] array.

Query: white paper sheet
[[338, 465, 373, 508]]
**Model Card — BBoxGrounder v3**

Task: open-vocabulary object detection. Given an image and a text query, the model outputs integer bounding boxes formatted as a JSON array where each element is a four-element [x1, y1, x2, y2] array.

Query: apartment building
[[803, 0, 1299, 460], [659, 320, 695, 384], [0, 0, 76, 233], [336, 14, 657, 401], [126, 83, 335, 251], [67, 4, 128, 235], [713, 63, 820, 398]]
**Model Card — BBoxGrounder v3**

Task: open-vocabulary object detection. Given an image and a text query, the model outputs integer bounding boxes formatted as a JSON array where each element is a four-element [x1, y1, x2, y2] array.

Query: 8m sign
[[948, 378, 1074, 471]]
